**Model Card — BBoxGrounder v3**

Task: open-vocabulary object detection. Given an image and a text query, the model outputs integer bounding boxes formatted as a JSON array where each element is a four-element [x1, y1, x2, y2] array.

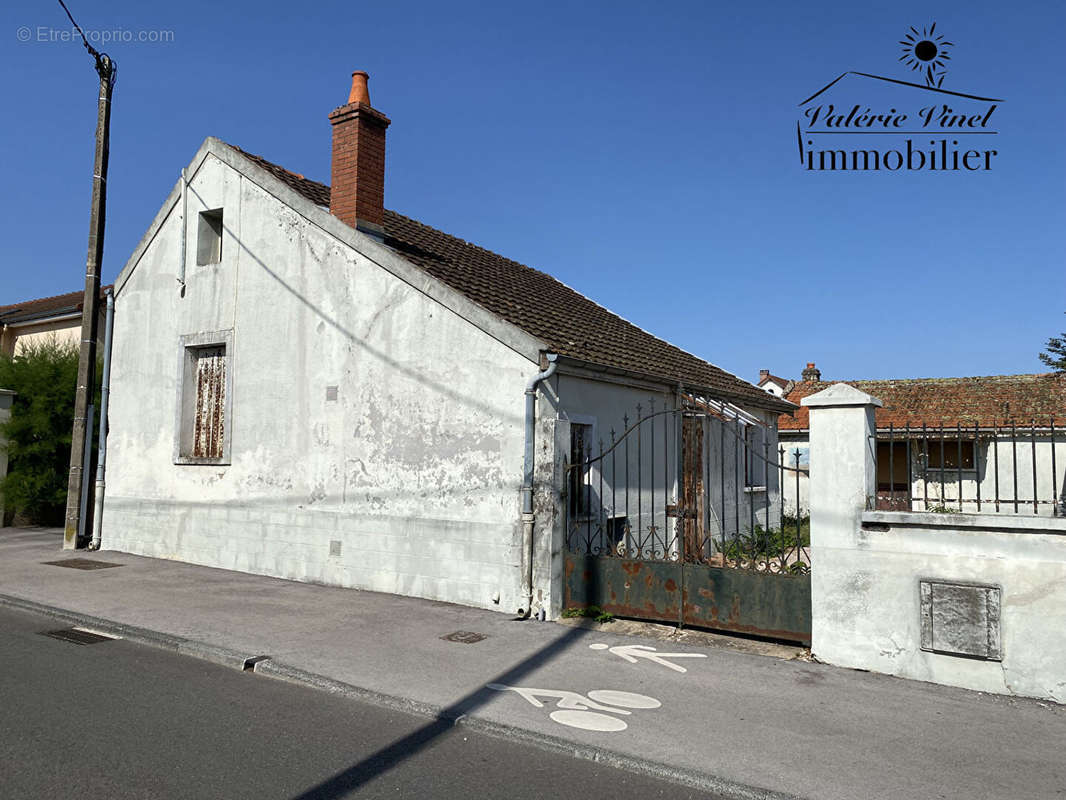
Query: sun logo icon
[[899, 23, 953, 88]]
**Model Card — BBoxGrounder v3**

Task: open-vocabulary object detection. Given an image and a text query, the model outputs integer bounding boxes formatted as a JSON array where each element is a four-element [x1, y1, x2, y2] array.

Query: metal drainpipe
[[88, 289, 115, 551], [177, 168, 187, 286], [519, 353, 558, 618]]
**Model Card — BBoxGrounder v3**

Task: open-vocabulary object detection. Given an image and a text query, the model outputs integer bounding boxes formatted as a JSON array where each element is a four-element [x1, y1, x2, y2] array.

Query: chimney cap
[[348, 70, 371, 105]]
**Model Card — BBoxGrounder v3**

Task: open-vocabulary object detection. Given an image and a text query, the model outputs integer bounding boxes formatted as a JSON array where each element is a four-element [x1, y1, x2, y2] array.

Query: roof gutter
[[553, 355, 795, 414], [1, 310, 83, 328]]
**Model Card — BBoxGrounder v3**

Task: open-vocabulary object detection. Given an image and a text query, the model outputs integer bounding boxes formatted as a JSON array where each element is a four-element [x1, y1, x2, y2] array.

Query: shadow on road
[[290, 624, 588, 799]]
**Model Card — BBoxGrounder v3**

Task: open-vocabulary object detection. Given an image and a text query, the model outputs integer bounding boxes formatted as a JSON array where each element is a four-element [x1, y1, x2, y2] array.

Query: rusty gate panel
[[682, 564, 811, 644], [565, 552, 680, 624]]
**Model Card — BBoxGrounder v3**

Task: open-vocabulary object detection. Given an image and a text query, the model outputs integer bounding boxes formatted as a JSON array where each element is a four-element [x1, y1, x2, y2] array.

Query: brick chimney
[[801, 362, 821, 382], [758, 369, 770, 383], [329, 71, 390, 237]]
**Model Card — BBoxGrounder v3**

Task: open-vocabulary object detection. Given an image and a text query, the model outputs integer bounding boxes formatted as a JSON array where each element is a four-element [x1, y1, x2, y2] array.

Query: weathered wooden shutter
[[192, 346, 226, 459]]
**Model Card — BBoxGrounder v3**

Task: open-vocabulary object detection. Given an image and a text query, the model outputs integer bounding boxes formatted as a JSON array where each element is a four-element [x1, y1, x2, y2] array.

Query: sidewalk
[[2, 527, 1063, 800]]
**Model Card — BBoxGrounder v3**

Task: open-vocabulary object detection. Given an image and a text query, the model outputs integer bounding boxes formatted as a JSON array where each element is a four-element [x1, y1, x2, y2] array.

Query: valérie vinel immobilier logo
[[797, 23, 1002, 172]]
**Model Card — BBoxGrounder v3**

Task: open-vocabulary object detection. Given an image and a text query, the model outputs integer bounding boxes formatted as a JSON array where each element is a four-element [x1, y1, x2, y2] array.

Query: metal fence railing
[[874, 419, 1065, 516]]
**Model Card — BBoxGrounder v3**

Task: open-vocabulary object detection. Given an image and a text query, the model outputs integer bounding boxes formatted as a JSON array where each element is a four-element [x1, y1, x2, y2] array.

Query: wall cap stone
[[862, 509, 1066, 535], [802, 382, 883, 409]]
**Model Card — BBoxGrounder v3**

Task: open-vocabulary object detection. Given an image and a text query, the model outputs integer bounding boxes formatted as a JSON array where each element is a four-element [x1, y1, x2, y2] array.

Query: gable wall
[[101, 153, 546, 613]]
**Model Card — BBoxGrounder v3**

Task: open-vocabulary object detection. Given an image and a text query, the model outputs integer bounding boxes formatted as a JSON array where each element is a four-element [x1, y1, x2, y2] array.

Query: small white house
[[99, 72, 791, 618], [772, 368, 1066, 516]]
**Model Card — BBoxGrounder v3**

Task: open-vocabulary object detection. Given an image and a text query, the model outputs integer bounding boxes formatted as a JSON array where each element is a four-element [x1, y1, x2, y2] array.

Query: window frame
[[921, 438, 977, 472], [743, 423, 769, 490], [196, 208, 224, 266], [174, 330, 234, 465], [567, 416, 597, 520]]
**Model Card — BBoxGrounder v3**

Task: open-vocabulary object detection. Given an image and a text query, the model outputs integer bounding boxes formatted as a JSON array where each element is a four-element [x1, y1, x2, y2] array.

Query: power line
[[56, 0, 116, 83]]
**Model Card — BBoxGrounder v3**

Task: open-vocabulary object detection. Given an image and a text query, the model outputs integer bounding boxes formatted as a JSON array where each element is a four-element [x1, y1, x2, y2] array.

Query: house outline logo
[[796, 24, 1004, 172]]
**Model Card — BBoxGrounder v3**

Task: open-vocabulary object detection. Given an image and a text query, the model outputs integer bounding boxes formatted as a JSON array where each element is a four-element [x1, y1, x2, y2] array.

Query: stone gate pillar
[[803, 383, 882, 658]]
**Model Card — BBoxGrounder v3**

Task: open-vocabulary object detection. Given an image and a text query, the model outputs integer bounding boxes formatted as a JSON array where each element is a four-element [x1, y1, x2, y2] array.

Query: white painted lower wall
[[814, 511, 1066, 703]]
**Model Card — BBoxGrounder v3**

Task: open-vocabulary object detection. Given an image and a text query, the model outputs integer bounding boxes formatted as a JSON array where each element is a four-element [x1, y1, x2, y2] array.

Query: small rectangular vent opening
[[197, 208, 223, 265], [329, 540, 342, 557]]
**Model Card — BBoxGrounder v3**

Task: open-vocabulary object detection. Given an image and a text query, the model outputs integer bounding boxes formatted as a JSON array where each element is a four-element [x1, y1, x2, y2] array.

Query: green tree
[[1040, 315, 1066, 373], [0, 339, 91, 525]]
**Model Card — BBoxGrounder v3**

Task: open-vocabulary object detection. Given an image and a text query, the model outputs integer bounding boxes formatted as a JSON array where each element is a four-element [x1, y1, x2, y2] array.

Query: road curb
[[0, 592, 803, 800], [0, 593, 262, 671]]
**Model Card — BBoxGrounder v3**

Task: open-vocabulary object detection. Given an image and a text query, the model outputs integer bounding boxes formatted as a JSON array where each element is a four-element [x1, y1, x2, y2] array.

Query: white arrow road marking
[[588, 643, 708, 673]]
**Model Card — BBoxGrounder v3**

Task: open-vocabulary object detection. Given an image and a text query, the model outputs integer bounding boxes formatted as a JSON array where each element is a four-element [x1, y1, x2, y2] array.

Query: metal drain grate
[[41, 558, 123, 571], [441, 631, 487, 644], [40, 628, 117, 645]]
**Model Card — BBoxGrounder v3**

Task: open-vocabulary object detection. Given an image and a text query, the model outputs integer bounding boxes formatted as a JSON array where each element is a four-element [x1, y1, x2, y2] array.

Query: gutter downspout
[[89, 288, 115, 551], [177, 168, 187, 286], [519, 352, 558, 617]]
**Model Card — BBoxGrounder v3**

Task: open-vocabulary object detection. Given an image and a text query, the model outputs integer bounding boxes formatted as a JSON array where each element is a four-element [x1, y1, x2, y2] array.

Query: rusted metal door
[[681, 415, 704, 561]]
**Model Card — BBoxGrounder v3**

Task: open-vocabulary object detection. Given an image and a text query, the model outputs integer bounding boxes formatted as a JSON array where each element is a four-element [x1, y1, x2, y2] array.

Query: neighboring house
[[0, 288, 108, 357], [100, 72, 792, 618], [757, 370, 791, 398], [0, 287, 108, 513], [772, 366, 1066, 516]]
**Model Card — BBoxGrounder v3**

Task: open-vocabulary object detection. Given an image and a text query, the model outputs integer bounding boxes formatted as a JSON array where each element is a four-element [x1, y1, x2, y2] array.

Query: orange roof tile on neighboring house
[[231, 145, 793, 413], [779, 374, 1066, 431]]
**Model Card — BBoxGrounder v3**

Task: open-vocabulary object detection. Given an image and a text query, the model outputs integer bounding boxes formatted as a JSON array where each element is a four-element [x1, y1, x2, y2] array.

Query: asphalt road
[[0, 605, 722, 799]]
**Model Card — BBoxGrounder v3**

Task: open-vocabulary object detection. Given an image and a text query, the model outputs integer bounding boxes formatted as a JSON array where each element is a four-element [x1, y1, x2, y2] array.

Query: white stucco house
[[99, 72, 792, 618]]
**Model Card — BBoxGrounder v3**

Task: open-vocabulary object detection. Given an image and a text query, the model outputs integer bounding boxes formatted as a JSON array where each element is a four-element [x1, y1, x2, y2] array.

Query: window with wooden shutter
[[175, 330, 233, 465], [192, 346, 226, 459]]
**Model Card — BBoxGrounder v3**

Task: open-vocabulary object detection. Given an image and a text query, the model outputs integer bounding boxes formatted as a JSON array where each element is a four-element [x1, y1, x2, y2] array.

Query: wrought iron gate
[[563, 398, 811, 644]]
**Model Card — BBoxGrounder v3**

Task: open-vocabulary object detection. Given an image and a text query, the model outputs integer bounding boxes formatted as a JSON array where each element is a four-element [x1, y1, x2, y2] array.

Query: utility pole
[[62, 1, 116, 549]]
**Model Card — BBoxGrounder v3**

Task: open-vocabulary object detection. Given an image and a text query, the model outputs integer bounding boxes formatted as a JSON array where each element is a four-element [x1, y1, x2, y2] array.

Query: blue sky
[[2, 1, 1063, 383]]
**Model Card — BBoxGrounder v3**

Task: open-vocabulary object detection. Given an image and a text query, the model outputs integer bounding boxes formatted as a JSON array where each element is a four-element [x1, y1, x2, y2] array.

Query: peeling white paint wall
[[102, 152, 552, 614], [822, 511, 1066, 703]]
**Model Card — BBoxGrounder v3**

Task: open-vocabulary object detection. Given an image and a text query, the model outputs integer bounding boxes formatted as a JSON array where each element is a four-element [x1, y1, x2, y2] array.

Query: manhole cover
[[41, 558, 123, 570], [40, 628, 117, 645], [441, 631, 487, 644]]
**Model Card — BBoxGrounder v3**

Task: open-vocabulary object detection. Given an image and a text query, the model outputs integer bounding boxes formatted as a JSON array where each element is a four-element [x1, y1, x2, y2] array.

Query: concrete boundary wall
[[806, 385, 1066, 703]]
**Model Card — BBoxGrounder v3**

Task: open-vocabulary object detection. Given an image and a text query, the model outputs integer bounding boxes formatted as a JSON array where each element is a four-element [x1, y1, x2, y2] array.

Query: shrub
[[720, 515, 810, 564], [0, 339, 94, 526]]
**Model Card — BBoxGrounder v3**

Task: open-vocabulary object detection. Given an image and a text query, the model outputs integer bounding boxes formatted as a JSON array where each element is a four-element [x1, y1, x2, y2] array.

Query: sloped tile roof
[[0, 286, 111, 324], [231, 145, 791, 412], [758, 372, 790, 387], [780, 374, 1066, 431]]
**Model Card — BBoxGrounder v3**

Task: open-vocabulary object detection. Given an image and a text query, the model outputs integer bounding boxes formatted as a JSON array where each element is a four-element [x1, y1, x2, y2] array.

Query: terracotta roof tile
[[232, 145, 791, 412], [780, 374, 1066, 430]]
